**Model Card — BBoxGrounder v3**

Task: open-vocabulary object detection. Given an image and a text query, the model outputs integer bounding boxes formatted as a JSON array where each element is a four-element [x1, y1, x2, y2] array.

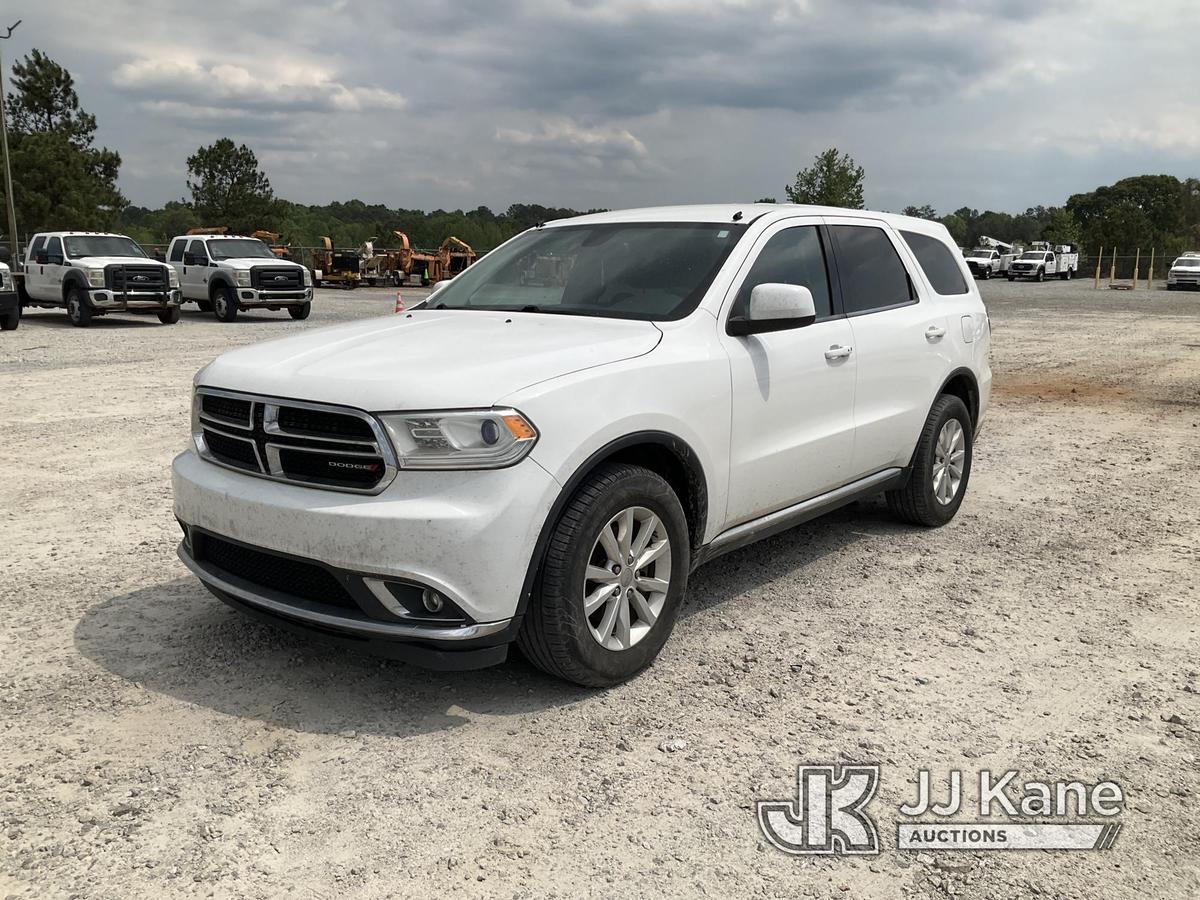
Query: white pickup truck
[[1006, 244, 1079, 282], [21, 231, 181, 326], [962, 247, 1012, 280], [0, 255, 18, 331], [166, 233, 313, 322]]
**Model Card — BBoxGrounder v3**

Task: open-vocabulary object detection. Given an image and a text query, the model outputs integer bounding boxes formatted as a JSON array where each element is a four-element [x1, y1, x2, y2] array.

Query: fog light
[[421, 589, 445, 613]]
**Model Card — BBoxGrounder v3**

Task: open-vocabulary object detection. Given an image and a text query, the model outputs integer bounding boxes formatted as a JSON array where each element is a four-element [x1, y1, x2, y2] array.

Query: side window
[[731, 225, 832, 319], [900, 230, 968, 296], [187, 239, 209, 261], [28, 236, 46, 260], [829, 225, 914, 315], [46, 237, 64, 263], [169, 240, 185, 263]]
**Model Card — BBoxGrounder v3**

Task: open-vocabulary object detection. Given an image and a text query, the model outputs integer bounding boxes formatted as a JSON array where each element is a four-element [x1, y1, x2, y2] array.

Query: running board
[[693, 468, 905, 569]]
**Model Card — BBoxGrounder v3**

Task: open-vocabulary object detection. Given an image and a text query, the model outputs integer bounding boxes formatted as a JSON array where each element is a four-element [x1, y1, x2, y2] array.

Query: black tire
[[1007, 275, 1015, 282], [288, 302, 311, 320], [517, 463, 690, 687], [391, 272, 402, 287], [196, 298, 213, 313], [1167, 284, 1176, 291], [213, 284, 238, 322], [346, 280, 357, 290], [1035, 267, 1045, 283], [981, 267, 991, 280], [886, 394, 973, 528], [157, 306, 181, 324], [0, 304, 19, 331], [66, 286, 93, 327]]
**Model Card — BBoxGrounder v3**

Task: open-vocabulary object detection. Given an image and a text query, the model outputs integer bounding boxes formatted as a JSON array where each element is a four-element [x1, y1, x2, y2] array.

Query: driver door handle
[[925, 325, 946, 341], [824, 345, 853, 360]]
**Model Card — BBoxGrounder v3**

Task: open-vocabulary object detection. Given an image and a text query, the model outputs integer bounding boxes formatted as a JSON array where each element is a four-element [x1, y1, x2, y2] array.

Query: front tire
[[886, 395, 973, 527], [213, 285, 238, 322], [1036, 267, 1045, 282], [1007, 275, 1015, 282], [157, 306, 181, 324], [0, 304, 18, 331], [288, 302, 311, 320], [517, 463, 690, 687], [66, 287, 93, 327]]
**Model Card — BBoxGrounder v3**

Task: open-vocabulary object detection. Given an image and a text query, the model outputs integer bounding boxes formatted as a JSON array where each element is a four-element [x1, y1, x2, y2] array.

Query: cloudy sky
[[11, 0, 1198, 215]]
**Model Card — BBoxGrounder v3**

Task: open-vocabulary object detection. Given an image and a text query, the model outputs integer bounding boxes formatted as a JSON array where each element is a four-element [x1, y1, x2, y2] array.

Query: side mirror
[[36, 251, 49, 266], [727, 283, 817, 336], [428, 278, 452, 298], [183, 253, 197, 266], [0, 245, 9, 264]]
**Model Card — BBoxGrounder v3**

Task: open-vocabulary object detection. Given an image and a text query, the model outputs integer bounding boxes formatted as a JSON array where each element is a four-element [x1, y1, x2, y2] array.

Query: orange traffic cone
[[394, 292, 405, 313]]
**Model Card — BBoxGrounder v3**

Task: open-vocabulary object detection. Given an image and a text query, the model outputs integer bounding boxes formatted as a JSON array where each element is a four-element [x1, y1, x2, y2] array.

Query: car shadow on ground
[[73, 499, 906, 738], [18, 311, 166, 328]]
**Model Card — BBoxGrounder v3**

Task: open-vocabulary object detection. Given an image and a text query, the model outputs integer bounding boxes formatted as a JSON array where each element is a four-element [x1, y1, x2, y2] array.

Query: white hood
[[68, 256, 171, 269], [197, 310, 663, 410]]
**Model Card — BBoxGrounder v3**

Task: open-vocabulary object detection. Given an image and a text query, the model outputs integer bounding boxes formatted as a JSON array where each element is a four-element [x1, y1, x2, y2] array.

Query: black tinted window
[[169, 241, 185, 262], [46, 237, 63, 260], [187, 240, 208, 260], [900, 230, 968, 295], [829, 225, 913, 314], [732, 225, 832, 319]]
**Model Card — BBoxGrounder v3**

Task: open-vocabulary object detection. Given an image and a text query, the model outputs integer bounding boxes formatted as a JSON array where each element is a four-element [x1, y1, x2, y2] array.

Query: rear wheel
[[886, 394, 973, 527], [157, 306, 181, 324], [288, 302, 311, 320], [213, 285, 238, 322], [66, 287, 93, 327], [0, 305, 18, 330], [518, 463, 690, 687]]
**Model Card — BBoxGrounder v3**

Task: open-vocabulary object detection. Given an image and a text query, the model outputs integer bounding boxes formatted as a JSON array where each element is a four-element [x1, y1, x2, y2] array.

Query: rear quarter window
[[900, 230, 968, 296]]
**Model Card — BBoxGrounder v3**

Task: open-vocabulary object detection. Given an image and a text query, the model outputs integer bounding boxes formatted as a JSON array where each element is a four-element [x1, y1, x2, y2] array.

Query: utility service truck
[[1006, 242, 1079, 282], [962, 237, 1016, 280], [167, 233, 313, 322], [20, 232, 181, 326]]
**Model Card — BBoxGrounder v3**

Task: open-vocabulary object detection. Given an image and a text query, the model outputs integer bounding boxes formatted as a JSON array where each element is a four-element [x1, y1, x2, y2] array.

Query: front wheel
[[157, 306, 181, 324], [1036, 268, 1045, 282], [288, 302, 311, 320], [0, 304, 19, 331], [886, 394, 973, 527], [1007, 275, 1015, 282], [517, 463, 690, 686], [66, 287, 93, 327], [213, 286, 239, 322]]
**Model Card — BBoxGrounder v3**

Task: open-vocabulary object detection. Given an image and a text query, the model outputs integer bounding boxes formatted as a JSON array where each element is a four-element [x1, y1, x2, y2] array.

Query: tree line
[[2, 49, 1198, 258]]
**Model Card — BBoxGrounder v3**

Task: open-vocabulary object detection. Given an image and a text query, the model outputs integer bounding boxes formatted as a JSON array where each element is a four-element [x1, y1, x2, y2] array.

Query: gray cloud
[[3, 0, 1195, 215]]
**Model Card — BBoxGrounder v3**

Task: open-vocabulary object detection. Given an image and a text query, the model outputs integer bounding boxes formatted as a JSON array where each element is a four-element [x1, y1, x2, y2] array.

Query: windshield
[[1173, 256, 1200, 268], [1018, 251, 1045, 260], [207, 239, 276, 260], [428, 222, 747, 321], [64, 236, 148, 259], [970, 248, 994, 257]]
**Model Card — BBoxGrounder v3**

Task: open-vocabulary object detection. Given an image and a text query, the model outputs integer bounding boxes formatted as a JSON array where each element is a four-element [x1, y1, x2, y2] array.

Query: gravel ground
[[1, 281, 1198, 899]]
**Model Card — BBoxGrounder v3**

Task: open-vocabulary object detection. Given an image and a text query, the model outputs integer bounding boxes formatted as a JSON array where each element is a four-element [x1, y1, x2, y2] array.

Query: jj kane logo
[[757, 765, 1123, 855]]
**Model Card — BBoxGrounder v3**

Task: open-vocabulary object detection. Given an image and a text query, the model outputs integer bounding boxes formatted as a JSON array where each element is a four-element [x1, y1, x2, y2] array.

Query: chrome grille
[[194, 388, 397, 494]]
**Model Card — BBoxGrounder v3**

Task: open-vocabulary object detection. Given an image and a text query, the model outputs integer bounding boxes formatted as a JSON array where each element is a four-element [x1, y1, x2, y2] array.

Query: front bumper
[[236, 287, 313, 306], [90, 288, 182, 310], [171, 449, 562, 654]]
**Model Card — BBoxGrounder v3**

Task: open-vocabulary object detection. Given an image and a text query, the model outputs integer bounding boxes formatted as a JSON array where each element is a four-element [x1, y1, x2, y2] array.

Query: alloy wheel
[[582, 506, 672, 651], [932, 419, 966, 505]]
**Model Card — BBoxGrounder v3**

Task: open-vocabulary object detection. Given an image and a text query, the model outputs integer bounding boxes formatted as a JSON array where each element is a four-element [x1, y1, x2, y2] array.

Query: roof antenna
[[732, 210, 743, 222]]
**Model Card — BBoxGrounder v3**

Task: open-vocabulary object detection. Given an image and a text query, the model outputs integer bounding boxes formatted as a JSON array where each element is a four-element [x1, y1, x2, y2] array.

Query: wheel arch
[[61, 270, 89, 302], [208, 274, 236, 300], [514, 431, 709, 624], [937, 367, 980, 428]]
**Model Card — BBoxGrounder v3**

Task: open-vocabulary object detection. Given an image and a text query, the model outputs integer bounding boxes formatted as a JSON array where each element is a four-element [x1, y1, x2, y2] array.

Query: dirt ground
[[1, 281, 1198, 899]]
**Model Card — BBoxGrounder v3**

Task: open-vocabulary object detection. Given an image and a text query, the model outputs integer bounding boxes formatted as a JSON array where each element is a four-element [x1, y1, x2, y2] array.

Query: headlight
[[302, 267, 313, 286], [87, 268, 105, 288], [378, 408, 538, 470], [168, 267, 179, 287], [235, 270, 252, 287]]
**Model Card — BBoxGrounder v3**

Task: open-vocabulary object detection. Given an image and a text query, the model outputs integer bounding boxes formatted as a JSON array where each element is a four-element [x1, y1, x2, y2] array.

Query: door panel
[[825, 218, 952, 476], [718, 220, 857, 527]]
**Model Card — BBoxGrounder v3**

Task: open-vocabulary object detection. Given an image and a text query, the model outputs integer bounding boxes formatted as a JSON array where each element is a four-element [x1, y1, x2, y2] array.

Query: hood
[[69, 256, 170, 268], [197, 309, 663, 410], [220, 257, 302, 268]]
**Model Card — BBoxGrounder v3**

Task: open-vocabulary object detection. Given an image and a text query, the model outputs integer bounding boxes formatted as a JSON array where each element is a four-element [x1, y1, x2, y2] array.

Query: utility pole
[[0, 20, 22, 270]]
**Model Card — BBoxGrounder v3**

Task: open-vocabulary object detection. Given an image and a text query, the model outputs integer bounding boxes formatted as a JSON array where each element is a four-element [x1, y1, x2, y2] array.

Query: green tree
[[1, 49, 124, 234], [939, 214, 967, 247], [1041, 208, 1080, 246], [186, 138, 275, 233], [784, 148, 865, 209], [756, 196, 777, 204], [902, 204, 938, 220]]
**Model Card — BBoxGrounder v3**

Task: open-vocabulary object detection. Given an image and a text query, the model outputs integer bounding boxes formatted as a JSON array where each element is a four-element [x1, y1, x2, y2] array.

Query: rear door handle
[[925, 325, 946, 341], [824, 345, 853, 360]]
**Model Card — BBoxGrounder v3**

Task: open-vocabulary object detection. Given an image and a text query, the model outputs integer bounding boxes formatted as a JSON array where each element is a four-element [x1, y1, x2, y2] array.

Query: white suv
[[166, 234, 313, 322], [173, 204, 991, 685]]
